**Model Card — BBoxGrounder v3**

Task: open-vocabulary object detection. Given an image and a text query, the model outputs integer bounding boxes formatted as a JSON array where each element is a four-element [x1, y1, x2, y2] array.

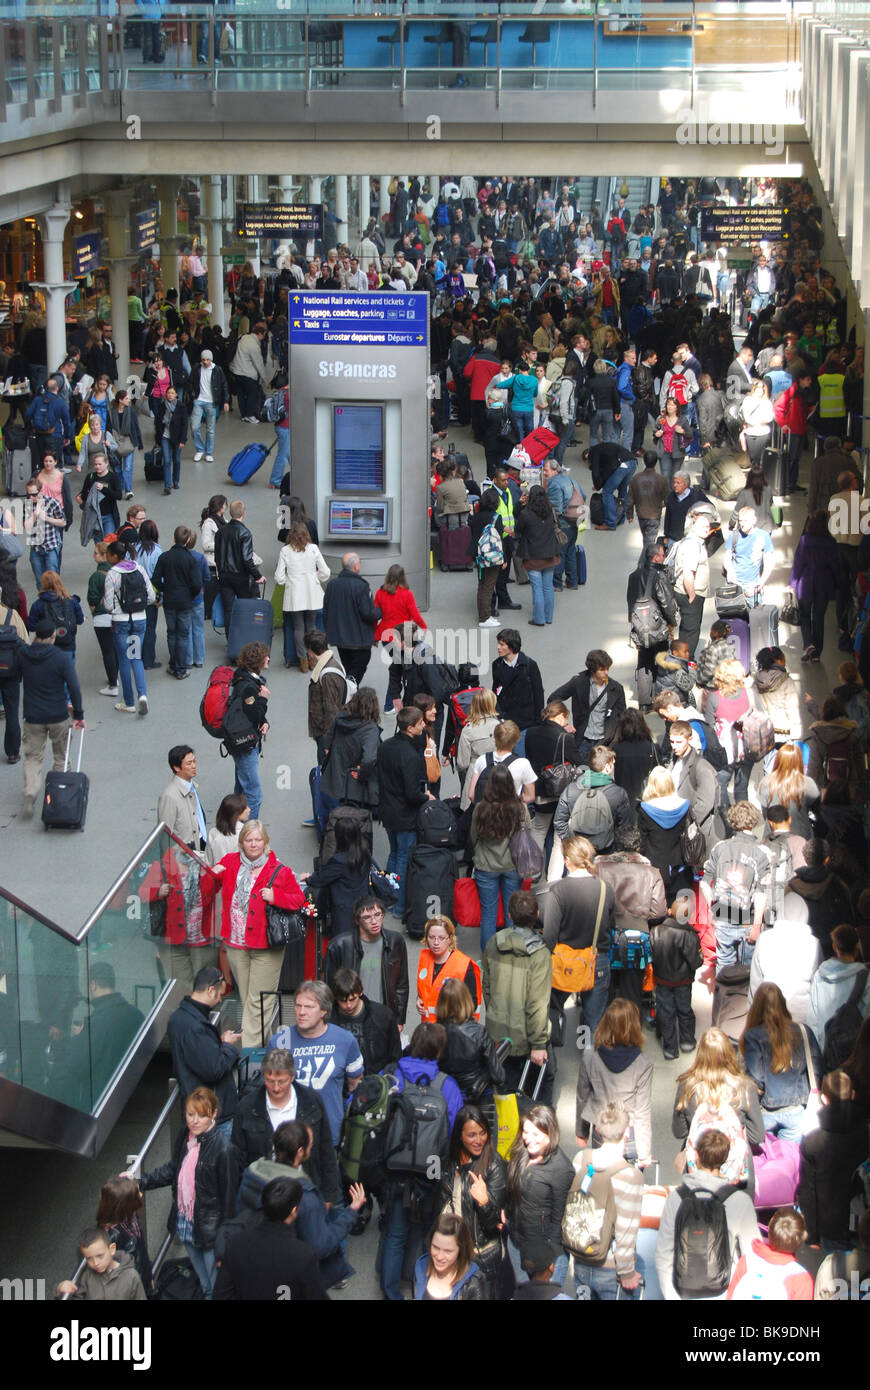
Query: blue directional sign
[[73, 230, 102, 277], [288, 291, 429, 348]]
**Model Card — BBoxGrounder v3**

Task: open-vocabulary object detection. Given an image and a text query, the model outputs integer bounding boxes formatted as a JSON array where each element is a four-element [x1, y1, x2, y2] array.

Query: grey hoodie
[[806, 959, 870, 1051]]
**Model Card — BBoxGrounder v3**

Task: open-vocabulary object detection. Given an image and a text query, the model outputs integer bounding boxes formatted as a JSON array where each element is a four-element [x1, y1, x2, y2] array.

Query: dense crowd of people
[[2, 170, 870, 1305]]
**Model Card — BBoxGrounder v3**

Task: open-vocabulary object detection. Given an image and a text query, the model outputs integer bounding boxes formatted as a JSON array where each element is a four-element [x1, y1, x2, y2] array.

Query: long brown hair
[[741, 982, 796, 1073], [287, 522, 312, 553], [425, 1213, 474, 1285], [595, 998, 644, 1051], [676, 1028, 751, 1113], [40, 572, 71, 600], [761, 742, 809, 808], [506, 1105, 561, 1210], [474, 762, 524, 841], [382, 563, 408, 595]]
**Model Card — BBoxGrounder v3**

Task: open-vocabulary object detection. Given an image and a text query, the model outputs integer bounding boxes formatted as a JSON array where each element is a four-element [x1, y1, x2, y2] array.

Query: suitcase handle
[[64, 724, 85, 774], [518, 1057, 546, 1101]]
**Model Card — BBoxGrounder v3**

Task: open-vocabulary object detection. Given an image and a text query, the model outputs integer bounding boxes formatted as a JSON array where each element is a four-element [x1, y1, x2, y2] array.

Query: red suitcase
[[439, 520, 473, 571], [520, 426, 560, 463]]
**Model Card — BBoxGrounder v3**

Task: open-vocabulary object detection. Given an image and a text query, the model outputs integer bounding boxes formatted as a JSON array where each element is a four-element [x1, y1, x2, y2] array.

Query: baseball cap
[[520, 1238, 559, 1276]]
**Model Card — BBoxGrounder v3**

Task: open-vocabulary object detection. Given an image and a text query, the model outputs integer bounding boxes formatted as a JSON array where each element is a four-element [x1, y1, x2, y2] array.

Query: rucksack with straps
[[261, 389, 286, 424], [119, 567, 149, 616], [563, 478, 586, 521], [41, 593, 78, 649], [477, 521, 504, 569], [199, 665, 258, 756], [823, 967, 869, 1072], [562, 1159, 630, 1263], [685, 1100, 750, 1186], [384, 1070, 450, 1178], [822, 737, 855, 786], [667, 373, 690, 407], [0, 606, 20, 680], [672, 1184, 740, 1298], [630, 574, 668, 649], [338, 1073, 395, 1187], [30, 393, 55, 434], [567, 785, 614, 850], [474, 750, 518, 803]]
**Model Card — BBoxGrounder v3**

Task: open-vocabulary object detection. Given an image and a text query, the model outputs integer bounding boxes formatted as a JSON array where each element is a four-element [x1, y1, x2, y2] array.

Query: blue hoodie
[[384, 1057, 463, 1132], [639, 797, 690, 830], [413, 1254, 483, 1300], [616, 361, 636, 403]]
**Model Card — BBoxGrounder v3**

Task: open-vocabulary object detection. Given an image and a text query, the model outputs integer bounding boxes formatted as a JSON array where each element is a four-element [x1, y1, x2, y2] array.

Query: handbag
[[369, 862, 400, 908], [753, 1135, 801, 1209], [680, 820, 707, 869], [0, 530, 24, 561], [537, 732, 577, 801], [551, 880, 606, 993], [262, 866, 306, 949], [798, 1023, 822, 1137], [509, 824, 544, 880], [453, 874, 507, 930], [714, 583, 747, 619], [113, 432, 135, 457], [780, 588, 800, 625]]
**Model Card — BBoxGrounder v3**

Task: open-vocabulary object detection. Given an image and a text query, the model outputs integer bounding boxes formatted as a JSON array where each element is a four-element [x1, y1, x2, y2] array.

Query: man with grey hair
[[322, 551, 379, 686], [230, 1046, 341, 1202], [663, 471, 710, 543], [724, 505, 775, 605], [269, 981, 364, 1145], [671, 505, 713, 658], [189, 347, 230, 463]]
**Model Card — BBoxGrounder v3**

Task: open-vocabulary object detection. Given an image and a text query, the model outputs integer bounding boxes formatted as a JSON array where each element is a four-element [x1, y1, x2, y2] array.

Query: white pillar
[[358, 175, 371, 241], [37, 198, 74, 375], [379, 176, 391, 238], [309, 176, 323, 203], [277, 175, 297, 202], [158, 176, 180, 296], [105, 189, 135, 387], [429, 175, 440, 198], [334, 174, 348, 245], [203, 174, 226, 332]]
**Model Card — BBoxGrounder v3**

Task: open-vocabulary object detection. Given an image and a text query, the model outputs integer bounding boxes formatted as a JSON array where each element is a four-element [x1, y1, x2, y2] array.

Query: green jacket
[[482, 926, 551, 1056]]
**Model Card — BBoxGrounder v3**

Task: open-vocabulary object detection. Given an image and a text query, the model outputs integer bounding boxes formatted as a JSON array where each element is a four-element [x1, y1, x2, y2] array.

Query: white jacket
[[806, 959, 870, 1051], [748, 914, 823, 1024], [274, 543, 330, 613], [230, 332, 270, 385]]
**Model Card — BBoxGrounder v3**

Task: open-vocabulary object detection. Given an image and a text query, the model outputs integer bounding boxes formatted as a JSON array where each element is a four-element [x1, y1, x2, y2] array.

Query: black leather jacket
[[215, 519, 261, 583], [439, 1150, 508, 1268], [139, 1123, 240, 1250], [230, 1081, 341, 1205], [325, 924, 410, 1025], [439, 1020, 506, 1101]]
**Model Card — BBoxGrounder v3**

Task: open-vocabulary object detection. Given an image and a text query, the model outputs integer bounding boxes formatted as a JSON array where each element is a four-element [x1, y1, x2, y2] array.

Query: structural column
[[36, 194, 75, 376], [202, 174, 227, 332], [105, 189, 136, 388], [429, 175, 440, 198], [334, 174, 348, 246], [309, 176, 322, 204], [379, 176, 391, 236], [157, 176, 180, 296], [358, 175, 371, 240]]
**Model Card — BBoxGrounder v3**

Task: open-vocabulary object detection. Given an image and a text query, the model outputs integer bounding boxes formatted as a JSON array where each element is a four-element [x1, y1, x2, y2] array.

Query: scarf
[[178, 1119, 215, 1220]]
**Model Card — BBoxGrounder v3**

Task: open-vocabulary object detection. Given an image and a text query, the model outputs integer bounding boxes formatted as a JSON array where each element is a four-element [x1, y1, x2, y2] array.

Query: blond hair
[[713, 658, 747, 698], [643, 766, 676, 800]]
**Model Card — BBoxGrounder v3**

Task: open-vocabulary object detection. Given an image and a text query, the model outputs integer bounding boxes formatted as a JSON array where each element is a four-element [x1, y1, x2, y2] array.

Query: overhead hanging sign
[[699, 206, 791, 245], [133, 205, 159, 251], [288, 291, 429, 349], [73, 230, 102, 276], [235, 202, 323, 239]]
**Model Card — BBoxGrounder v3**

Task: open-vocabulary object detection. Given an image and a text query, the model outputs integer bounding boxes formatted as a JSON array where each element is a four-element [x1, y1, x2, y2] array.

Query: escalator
[[0, 825, 217, 1156]]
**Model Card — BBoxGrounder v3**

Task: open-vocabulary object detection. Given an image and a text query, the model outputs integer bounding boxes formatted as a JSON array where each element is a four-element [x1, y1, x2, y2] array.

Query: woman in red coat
[[373, 564, 427, 713], [773, 371, 815, 494], [202, 819, 304, 1047], [138, 845, 219, 996]]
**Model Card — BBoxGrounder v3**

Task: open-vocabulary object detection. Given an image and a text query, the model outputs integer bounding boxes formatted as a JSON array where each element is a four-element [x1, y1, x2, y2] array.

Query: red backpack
[[668, 373, 690, 407], [200, 665, 235, 740]]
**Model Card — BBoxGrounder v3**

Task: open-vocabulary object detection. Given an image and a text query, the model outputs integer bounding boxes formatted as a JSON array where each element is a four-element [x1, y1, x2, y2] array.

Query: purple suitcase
[[439, 522, 473, 571], [725, 616, 751, 671]]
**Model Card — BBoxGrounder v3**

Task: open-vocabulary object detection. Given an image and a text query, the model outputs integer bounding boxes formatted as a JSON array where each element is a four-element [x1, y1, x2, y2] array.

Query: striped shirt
[[589, 1148, 644, 1279]]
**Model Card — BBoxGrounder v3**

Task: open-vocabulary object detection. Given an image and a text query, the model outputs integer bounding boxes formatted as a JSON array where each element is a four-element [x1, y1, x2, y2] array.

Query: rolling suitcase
[[144, 447, 164, 482], [577, 544, 587, 585], [403, 844, 456, 939], [724, 616, 751, 671], [416, 798, 464, 851], [3, 433, 31, 497], [226, 597, 273, 662], [438, 520, 473, 571], [749, 603, 779, 661], [227, 438, 276, 486], [761, 444, 788, 497], [42, 727, 89, 830]]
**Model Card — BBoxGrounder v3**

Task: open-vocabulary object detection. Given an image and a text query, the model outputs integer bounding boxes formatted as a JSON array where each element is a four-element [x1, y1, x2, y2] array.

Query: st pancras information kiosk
[[289, 291, 431, 608]]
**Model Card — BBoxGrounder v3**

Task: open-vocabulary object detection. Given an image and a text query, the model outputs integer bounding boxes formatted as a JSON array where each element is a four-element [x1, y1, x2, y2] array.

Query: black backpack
[[221, 687, 258, 756], [0, 606, 21, 680], [415, 799, 464, 850], [473, 751, 518, 804], [384, 1071, 450, 1178], [823, 968, 869, 1072], [41, 594, 78, 650], [119, 567, 149, 616], [673, 1184, 739, 1298]]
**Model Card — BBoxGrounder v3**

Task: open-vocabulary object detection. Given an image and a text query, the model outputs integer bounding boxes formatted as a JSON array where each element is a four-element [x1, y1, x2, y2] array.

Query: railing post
[[304, 14, 310, 107], [75, 17, 88, 109], [50, 19, 62, 114], [23, 14, 36, 116]]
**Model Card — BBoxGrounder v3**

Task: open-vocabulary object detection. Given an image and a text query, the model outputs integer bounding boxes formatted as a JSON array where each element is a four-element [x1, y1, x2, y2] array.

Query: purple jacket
[[790, 532, 839, 605]]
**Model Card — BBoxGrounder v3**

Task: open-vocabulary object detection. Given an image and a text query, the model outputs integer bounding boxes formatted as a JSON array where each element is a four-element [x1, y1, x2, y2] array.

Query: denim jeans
[[164, 606, 193, 675], [380, 1191, 434, 1300], [553, 520, 579, 588], [574, 1262, 642, 1301], [528, 567, 555, 624], [233, 748, 262, 819], [186, 601, 206, 667], [618, 402, 634, 452], [590, 410, 616, 447], [29, 548, 61, 588], [191, 401, 217, 456], [386, 828, 417, 917], [570, 957, 612, 1037], [100, 514, 115, 538], [750, 291, 772, 315], [477, 869, 522, 952], [601, 459, 637, 528], [762, 1105, 805, 1144], [553, 418, 575, 464], [184, 1242, 217, 1300], [714, 921, 755, 975], [161, 437, 182, 488], [271, 427, 290, 487], [118, 451, 134, 494], [512, 410, 534, 441], [112, 618, 147, 707]]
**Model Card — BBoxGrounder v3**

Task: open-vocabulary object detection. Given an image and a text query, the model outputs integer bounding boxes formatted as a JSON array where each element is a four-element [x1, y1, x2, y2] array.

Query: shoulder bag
[[551, 879, 606, 993], [537, 731, 578, 801], [262, 865, 306, 949]]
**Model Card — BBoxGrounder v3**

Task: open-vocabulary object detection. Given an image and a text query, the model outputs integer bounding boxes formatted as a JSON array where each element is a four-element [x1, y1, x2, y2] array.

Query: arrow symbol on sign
[[417, 335, 423, 341], [292, 295, 300, 303], [293, 320, 301, 327]]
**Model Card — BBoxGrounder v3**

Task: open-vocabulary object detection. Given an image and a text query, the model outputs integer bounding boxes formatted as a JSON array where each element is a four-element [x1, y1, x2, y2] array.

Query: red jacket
[[374, 586, 425, 644], [138, 850, 217, 947], [727, 1238, 814, 1301], [201, 850, 305, 951], [463, 351, 502, 402], [773, 382, 810, 435]]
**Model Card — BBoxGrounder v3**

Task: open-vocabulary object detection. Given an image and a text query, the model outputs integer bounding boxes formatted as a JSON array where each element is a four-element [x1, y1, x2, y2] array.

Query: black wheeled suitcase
[[416, 798, 464, 850], [749, 603, 779, 661], [403, 844, 456, 939], [761, 445, 788, 497], [226, 597, 273, 663], [438, 520, 473, 571], [144, 448, 164, 482], [42, 727, 89, 830]]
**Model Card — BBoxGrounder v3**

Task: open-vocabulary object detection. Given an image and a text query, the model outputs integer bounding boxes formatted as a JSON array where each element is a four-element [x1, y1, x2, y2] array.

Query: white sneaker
[[193, 451, 204, 462], [243, 416, 259, 424], [115, 702, 136, 713], [478, 616, 501, 628], [137, 694, 149, 717], [205, 455, 214, 462], [99, 685, 119, 697]]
